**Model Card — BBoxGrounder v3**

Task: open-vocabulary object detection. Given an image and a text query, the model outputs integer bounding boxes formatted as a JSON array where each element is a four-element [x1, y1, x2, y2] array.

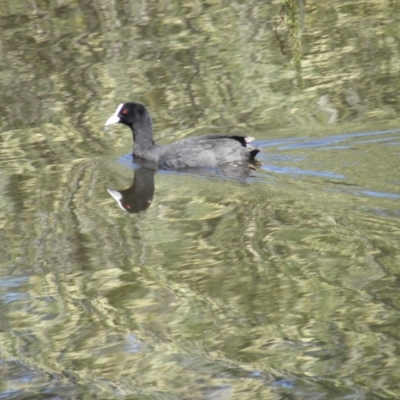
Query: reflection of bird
[[105, 102, 260, 169], [107, 167, 155, 213]]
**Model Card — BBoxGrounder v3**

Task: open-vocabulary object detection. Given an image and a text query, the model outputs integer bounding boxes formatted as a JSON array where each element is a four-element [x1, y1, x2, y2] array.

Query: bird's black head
[[105, 102, 151, 129]]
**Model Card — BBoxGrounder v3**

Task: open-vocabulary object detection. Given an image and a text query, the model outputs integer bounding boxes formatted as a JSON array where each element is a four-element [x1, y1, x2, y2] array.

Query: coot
[[105, 102, 260, 169]]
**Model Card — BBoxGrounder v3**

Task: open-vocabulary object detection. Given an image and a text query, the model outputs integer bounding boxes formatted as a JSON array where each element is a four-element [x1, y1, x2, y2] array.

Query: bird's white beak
[[105, 114, 120, 126], [105, 103, 124, 126]]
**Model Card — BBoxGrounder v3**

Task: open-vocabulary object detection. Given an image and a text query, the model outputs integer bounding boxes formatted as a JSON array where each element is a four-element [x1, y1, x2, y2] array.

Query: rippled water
[[1, 1, 400, 399]]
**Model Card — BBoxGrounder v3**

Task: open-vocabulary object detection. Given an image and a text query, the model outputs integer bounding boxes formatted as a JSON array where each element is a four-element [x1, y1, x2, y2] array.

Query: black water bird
[[105, 102, 260, 169]]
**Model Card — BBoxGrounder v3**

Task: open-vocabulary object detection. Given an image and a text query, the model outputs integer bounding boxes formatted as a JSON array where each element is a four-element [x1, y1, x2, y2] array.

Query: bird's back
[[155, 135, 259, 169]]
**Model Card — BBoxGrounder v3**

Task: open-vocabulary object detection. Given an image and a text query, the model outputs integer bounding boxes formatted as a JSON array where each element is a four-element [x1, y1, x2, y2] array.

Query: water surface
[[1, 1, 400, 399]]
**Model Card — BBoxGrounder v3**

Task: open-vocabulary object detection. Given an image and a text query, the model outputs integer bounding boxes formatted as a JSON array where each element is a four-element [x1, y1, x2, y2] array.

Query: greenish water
[[1, 1, 400, 399]]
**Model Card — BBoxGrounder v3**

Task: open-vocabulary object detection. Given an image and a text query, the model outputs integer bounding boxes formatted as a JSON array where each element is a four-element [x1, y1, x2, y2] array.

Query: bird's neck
[[132, 123, 155, 150]]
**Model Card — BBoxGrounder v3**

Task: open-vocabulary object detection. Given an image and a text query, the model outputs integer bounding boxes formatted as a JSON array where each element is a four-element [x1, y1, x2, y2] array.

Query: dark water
[[1, 1, 400, 399]]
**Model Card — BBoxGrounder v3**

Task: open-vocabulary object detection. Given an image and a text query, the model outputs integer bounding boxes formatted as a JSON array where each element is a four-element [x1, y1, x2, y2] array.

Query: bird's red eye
[[121, 108, 128, 115]]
